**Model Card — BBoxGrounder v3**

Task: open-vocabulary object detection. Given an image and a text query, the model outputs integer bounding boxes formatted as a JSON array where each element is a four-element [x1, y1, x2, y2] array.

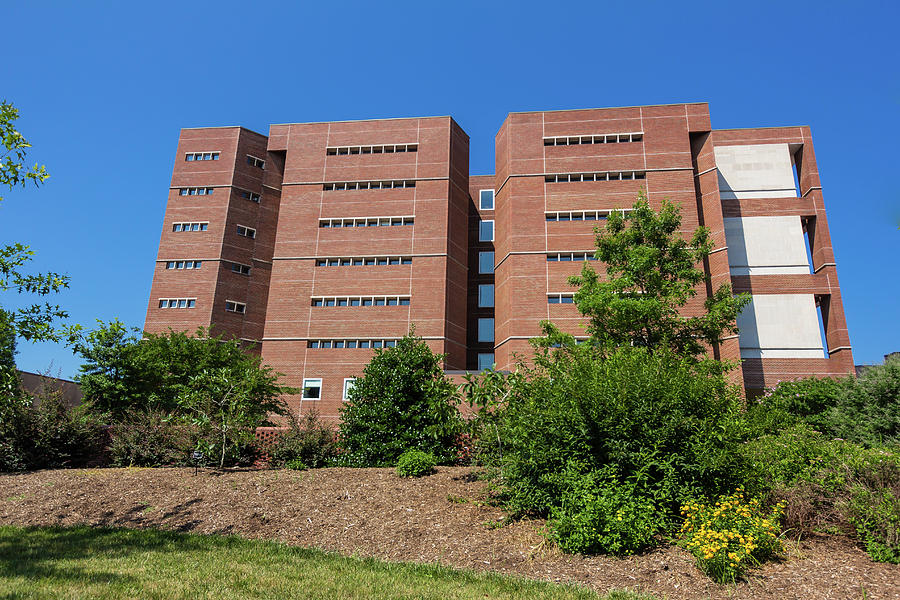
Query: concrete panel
[[737, 294, 824, 358], [715, 143, 796, 199], [724, 216, 810, 275]]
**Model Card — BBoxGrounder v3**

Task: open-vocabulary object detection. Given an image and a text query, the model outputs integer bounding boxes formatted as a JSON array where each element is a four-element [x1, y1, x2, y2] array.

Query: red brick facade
[[145, 104, 854, 418]]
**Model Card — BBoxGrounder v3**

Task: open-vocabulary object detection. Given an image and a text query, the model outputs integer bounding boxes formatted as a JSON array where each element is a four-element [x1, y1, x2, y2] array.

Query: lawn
[[0, 525, 652, 600]]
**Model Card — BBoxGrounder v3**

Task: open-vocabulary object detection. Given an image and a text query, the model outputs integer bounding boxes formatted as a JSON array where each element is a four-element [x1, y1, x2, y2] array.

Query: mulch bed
[[1, 467, 897, 599]]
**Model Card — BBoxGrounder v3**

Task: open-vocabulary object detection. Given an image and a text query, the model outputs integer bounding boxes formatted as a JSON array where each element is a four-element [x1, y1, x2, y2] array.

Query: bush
[[284, 458, 308, 471], [549, 467, 662, 555], [499, 342, 747, 522], [108, 411, 194, 467], [679, 489, 783, 583], [269, 410, 339, 469], [743, 424, 900, 563], [0, 387, 107, 471], [338, 331, 463, 467], [745, 377, 848, 438], [396, 450, 436, 477]]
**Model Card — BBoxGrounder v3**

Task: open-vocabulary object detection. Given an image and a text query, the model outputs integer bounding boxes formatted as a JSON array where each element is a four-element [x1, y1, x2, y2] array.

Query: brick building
[[145, 102, 854, 419]]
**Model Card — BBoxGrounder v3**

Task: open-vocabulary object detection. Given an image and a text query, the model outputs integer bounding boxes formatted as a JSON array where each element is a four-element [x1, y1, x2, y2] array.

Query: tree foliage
[[569, 191, 749, 357], [338, 331, 463, 467], [0, 101, 78, 345], [75, 321, 292, 420]]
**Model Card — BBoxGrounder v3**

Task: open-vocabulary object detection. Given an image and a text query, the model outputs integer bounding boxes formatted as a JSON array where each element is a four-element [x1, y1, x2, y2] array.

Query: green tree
[[75, 321, 294, 419], [569, 191, 749, 358], [339, 330, 463, 467], [0, 101, 78, 346]]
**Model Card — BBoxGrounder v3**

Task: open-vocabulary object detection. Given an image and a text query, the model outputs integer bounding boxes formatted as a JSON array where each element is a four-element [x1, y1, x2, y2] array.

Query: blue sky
[[2, 0, 898, 378]]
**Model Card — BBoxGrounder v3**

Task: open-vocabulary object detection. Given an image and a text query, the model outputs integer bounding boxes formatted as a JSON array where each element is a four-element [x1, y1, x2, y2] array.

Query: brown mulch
[[1, 467, 897, 599]]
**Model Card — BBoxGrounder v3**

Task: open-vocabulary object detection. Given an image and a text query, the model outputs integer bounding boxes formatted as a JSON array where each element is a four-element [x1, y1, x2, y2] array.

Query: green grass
[[0, 525, 655, 600]]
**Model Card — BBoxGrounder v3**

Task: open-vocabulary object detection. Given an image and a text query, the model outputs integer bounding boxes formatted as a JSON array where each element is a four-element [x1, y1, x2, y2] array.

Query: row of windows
[[312, 296, 411, 307], [158, 298, 196, 309], [545, 171, 646, 183], [185, 152, 219, 161], [247, 155, 265, 169], [548, 293, 576, 304], [315, 256, 412, 267], [326, 143, 417, 155], [319, 216, 414, 228], [225, 300, 246, 314], [172, 222, 208, 232], [308, 339, 398, 349], [547, 252, 597, 262], [238, 189, 261, 203], [543, 132, 643, 146], [323, 180, 416, 191], [179, 187, 215, 196], [165, 260, 202, 269], [545, 209, 629, 221]]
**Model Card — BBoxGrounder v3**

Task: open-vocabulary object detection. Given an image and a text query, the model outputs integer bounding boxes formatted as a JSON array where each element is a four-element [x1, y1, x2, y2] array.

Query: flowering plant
[[679, 488, 783, 582]]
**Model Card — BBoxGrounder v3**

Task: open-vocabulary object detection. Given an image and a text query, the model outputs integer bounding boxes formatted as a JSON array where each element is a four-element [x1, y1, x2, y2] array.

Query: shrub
[[549, 467, 662, 555], [396, 449, 436, 477], [744, 377, 848, 438], [743, 424, 900, 563], [284, 458, 308, 471], [108, 411, 194, 467], [338, 331, 463, 467], [679, 489, 783, 583], [269, 410, 339, 469], [499, 340, 747, 522], [0, 387, 107, 471]]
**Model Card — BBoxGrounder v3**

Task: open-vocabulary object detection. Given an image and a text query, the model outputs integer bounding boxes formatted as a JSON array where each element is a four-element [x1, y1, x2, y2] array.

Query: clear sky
[[2, 0, 898, 379]]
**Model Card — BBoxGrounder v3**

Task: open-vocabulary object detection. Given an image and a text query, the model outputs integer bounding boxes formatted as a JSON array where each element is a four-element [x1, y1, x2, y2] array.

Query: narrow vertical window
[[478, 284, 494, 308], [479, 189, 494, 210], [478, 251, 494, 274], [479, 220, 494, 242], [477, 318, 494, 343]]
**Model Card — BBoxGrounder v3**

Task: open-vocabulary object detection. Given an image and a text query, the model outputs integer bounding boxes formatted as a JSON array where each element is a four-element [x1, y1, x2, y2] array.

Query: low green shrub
[[742, 424, 900, 563], [269, 410, 338, 469], [679, 489, 783, 583], [0, 388, 107, 471], [396, 450, 436, 477], [549, 467, 662, 555], [108, 411, 194, 467], [283, 458, 308, 471]]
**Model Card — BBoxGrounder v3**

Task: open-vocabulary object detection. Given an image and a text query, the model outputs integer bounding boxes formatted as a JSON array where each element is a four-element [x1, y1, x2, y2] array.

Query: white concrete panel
[[737, 294, 825, 359], [715, 143, 797, 199], [724, 216, 810, 275]]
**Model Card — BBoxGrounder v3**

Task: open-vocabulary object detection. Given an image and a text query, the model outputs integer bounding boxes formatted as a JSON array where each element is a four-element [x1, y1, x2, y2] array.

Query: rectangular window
[[548, 293, 575, 304], [478, 284, 494, 308], [158, 298, 196, 309], [327, 143, 417, 155], [225, 300, 246, 314], [542, 132, 643, 146], [165, 260, 202, 269], [172, 222, 208, 232], [230, 262, 251, 275], [246, 155, 265, 169], [323, 180, 416, 191], [478, 251, 494, 274], [319, 216, 414, 228], [477, 318, 494, 343], [178, 187, 215, 196], [185, 152, 220, 161], [238, 189, 261, 203], [479, 220, 494, 242], [236, 225, 256, 239], [342, 378, 356, 401], [302, 378, 322, 400], [479, 189, 494, 210], [543, 171, 645, 183], [307, 339, 397, 349], [314, 256, 412, 267], [477, 353, 495, 371], [310, 295, 410, 307]]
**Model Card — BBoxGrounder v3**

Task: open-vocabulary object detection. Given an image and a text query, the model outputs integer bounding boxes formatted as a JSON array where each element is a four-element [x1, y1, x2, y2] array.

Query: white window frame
[[158, 298, 196, 309], [479, 189, 495, 210], [479, 220, 494, 242], [236, 225, 256, 239], [172, 222, 209, 232], [230, 262, 251, 276], [302, 378, 322, 400], [185, 151, 220, 161], [225, 300, 246, 314], [342, 378, 356, 401], [246, 155, 265, 169]]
